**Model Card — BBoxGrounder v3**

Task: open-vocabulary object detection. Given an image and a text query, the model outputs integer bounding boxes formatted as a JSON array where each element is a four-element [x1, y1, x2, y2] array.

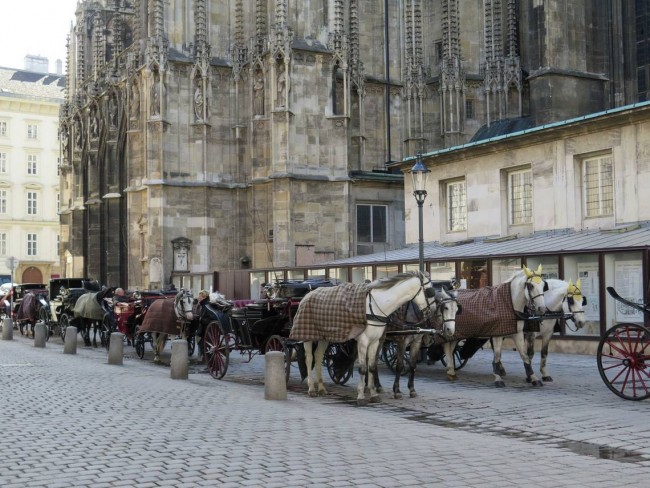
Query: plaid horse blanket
[[73, 292, 105, 321], [15, 292, 39, 323], [139, 298, 182, 335], [289, 284, 368, 342], [436, 282, 518, 343]]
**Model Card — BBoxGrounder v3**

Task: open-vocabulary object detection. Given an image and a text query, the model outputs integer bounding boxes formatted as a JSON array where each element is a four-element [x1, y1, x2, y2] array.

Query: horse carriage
[[597, 287, 650, 401], [132, 289, 189, 359], [203, 279, 337, 380]]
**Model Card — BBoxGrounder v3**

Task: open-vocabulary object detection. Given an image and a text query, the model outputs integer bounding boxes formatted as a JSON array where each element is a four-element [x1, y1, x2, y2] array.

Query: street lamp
[[409, 153, 430, 272]]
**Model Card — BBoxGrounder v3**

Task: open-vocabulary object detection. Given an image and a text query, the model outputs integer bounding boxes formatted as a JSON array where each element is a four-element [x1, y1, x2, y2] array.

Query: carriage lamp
[[409, 153, 430, 272]]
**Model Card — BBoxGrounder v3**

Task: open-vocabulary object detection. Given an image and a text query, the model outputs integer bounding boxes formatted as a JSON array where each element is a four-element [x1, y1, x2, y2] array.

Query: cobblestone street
[[2, 331, 649, 487]]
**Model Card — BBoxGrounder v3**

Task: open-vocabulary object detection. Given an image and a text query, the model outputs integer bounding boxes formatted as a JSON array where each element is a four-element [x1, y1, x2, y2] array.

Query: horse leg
[[152, 333, 167, 362], [374, 338, 384, 393], [356, 334, 370, 405], [314, 341, 329, 396], [406, 335, 423, 398], [512, 330, 543, 387], [92, 321, 99, 347], [366, 336, 381, 403], [443, 341, 458, 381], [491, 336, 507, 387], [392, 338, 405, 399], [539, 327, 554, 382], [82, 320, 91, 346], [303, 342, 318, 397]]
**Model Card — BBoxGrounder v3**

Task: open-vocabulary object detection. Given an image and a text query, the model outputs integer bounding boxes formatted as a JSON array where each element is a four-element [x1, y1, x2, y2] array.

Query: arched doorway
[[22, 266, 43, 284]]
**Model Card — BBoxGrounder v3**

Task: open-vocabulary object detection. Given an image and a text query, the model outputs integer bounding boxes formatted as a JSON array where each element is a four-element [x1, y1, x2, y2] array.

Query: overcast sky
[[0, 0, 79, 72]]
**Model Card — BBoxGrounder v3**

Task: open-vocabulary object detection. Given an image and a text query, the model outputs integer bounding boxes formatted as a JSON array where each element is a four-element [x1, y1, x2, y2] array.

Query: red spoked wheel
[[597, 323, 650, 401], [204, 321, 230, 379], [265, 334, 291, 384]]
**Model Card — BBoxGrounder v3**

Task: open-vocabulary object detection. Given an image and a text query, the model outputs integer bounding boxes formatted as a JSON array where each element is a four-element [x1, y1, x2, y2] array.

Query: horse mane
[[366, 271, 423, 290]]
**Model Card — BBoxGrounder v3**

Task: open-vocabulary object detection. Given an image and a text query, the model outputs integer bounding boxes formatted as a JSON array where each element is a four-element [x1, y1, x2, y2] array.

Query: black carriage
[[203, 279, 337, 380], [41, 278, 88, 340], [597, 287, 650, 401]]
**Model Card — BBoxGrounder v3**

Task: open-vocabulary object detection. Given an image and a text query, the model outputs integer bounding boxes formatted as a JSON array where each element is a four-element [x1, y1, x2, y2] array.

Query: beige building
[[0, 65, 65, 285]]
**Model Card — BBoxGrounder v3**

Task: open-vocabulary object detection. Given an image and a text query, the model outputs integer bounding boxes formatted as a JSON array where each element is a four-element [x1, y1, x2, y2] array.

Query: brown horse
[[15, 291, 47, 338]]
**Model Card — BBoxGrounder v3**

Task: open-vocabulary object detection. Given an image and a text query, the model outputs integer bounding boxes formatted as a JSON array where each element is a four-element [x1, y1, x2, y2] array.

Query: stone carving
[[130, 83, 140, 118], [150, 71, 161, 117], [276, 64, 286, 107], [194, 79, 204, 121], [253, 73, 265, 116], [108, 95, 118, 128]]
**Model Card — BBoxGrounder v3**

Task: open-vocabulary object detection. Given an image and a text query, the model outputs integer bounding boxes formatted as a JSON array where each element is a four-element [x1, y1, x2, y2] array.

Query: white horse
[[442, 265, 548, 387], [386, 286, 461, 399], [525, 278, 587, 382], [294, 271, 437, 405]]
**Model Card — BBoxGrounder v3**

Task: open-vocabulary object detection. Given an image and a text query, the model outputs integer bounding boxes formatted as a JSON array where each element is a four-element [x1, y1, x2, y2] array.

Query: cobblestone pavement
[[1, 330, 650, 487]]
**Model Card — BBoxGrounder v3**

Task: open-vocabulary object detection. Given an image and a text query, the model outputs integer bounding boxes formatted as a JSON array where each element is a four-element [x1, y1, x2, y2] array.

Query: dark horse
[[15, 291, 48, 338], [71, 286, 115, 347]]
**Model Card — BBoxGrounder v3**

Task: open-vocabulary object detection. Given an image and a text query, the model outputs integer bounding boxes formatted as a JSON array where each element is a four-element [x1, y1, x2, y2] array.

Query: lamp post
[[409, 153, 430, 272]]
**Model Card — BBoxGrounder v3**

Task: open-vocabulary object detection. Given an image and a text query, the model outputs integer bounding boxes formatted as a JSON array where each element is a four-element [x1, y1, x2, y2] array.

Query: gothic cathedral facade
[[59, 0, 640, 289]]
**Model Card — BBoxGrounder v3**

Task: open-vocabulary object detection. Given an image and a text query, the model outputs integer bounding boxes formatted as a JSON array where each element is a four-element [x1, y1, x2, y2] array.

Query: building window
[[27, 124, 38, 139], [27, 155, 38, 175], [357, 204, 387, 243], [584, 155, 613, 217], [56, 235, 60, 256], [0, 190, 6, 214], [465, 99, 475, 120], [0, 233, 6, 256], [27, 233, 37, 256], [509, 169, 533, 225], [27, 191, 38, 215], [0, 121, 6, 136], [0, 152, 6, 173], [56, 193, 60, 213], [435, 40, 443, 63], [447, 180, 467, 232]]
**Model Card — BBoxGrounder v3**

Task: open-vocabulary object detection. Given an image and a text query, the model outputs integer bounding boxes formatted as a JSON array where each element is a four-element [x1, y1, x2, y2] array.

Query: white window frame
[[583, 155, 613, 218], [0, 190, 6, 214], [447, 180, 467, 232], [27, 191, 38, 215], [27, 233, 37, 256], [27, 124, 38, 139], [0, 152, 6, 173], [0, 121, 6, 136], [0, 233, 6, 256], [508, 168, 533, 225], [356, 203, 388, 243], [27, 154, 38, 175]]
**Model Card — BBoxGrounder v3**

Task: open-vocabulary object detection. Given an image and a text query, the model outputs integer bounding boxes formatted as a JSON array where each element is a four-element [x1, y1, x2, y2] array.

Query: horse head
[[565, 279, 587, 329], [174, 290, 194, 321], [434, 287, 460, 338], [520, 264, 547, 313]]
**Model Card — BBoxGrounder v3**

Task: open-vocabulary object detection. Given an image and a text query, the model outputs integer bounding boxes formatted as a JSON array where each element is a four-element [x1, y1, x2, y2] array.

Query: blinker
[[425, 287, 436, 298]]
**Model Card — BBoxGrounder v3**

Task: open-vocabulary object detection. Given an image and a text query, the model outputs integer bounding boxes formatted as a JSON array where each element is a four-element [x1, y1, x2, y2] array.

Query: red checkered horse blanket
[[139, 298, 183, 335], [289, 284, 368, 342], [436, 282, 518, 343]]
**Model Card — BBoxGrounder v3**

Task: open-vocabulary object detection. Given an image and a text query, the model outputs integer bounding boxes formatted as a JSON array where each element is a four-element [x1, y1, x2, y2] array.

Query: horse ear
[[567, 279, 573, 288], [536, 264, 543, 275], [523, 265, 533, 277], [576, 278, 581, 290]]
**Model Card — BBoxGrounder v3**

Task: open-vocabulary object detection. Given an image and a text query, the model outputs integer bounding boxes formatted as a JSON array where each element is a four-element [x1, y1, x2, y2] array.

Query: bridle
[[367, 273, 436, 325]]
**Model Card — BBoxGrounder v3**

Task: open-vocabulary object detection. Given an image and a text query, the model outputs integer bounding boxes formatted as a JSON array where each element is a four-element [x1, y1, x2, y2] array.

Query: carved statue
[[108, 95, 118, 128], [150, 72, 160, 117], [130, 83, 140, 118], [194, 80, 204, 121], [276, 64, 286, 108], [253, 74, 265, 116]]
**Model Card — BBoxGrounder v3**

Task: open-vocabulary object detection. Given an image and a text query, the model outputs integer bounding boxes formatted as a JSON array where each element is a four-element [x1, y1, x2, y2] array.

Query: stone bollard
[[264, 351, 287, 400], [2, 317, 13, 340], [64, 326, 78, 355], [170, 339, 189, 380], [34, 322, 47, 348], [108, 332, 124, 365]]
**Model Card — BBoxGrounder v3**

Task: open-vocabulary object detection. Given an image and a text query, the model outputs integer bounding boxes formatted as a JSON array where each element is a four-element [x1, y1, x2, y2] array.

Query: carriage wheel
[[440, 339, 469, 371], [325, 342, 355, 385], [134, 328, 146, 359], [59, 314, 70, 341], [265, 334, 291, 383], [597, 323, 650, 401], [381, 341, 410, 373], [204, 321, 230, 379]]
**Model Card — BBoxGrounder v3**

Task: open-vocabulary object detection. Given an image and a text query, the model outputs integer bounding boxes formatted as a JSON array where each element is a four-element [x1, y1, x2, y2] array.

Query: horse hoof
[[495, 381, 506, 388], [357, 398, 369, 406], [308, 390, 318, 398], [393, 393, 403, 400], [376, 387, 384, 394], [533, 380, 544, 387], [369, 395, 381, 404], [409, 392, 418, 398], [526, 377, 532, 383], [542, 376, 553, 382], [318, 389, 328, 397], [447, 375, 457, 381]]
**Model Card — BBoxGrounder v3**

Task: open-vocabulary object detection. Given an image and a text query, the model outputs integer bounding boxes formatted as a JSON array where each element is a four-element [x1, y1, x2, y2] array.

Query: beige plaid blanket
[[436, 282, 518, 343], [289, 284, 368, 342]]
